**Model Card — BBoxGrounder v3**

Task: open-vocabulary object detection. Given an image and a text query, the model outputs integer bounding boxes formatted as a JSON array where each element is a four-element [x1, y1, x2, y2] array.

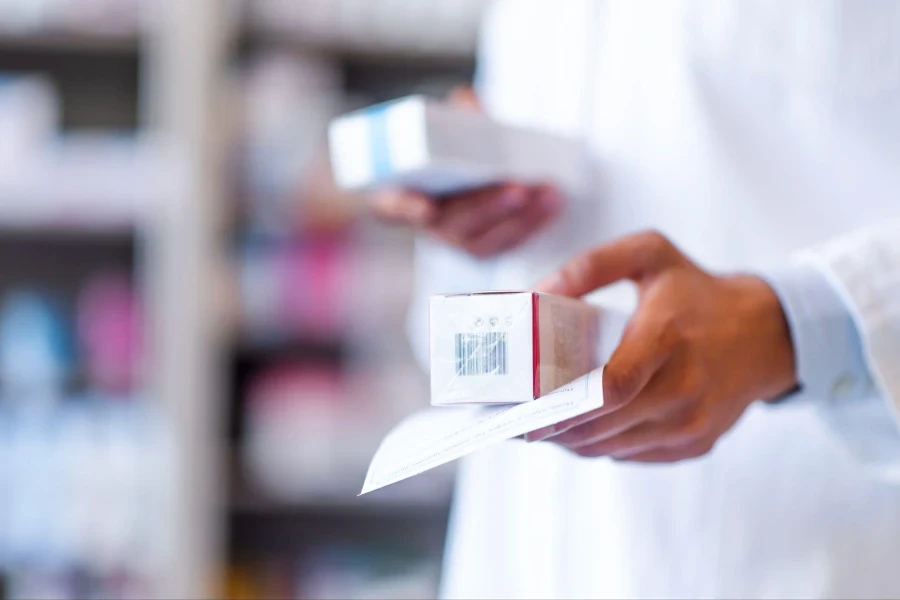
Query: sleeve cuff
[[759, 263, 875, 406]]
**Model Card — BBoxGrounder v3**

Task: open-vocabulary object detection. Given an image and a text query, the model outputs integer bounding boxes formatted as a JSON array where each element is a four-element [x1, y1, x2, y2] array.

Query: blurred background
[[0, 0, 490, 598]]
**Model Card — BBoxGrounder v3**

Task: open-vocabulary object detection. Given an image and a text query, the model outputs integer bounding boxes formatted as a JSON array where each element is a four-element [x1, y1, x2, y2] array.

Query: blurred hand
[[525, 230, 797, 463], [368, 87, 564, 258]]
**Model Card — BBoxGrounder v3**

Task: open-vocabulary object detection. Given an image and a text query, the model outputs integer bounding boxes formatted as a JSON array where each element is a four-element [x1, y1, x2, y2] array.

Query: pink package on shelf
[[76, 273, 143, 394], [243, 364, 350, 499], [277, 237, 349, 338]]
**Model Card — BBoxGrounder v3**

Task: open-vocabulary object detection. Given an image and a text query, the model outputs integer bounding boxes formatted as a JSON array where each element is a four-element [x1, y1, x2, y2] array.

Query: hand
[[368, 87, 563, 258], [525, 230, 798, 463]]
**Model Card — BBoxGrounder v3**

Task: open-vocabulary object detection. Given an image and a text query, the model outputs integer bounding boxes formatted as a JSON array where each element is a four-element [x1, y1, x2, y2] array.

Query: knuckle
[[606, 366, 641, 405], [640, 229, 672, 253], [681, 410, 712, 439], [637, 229, 678, 271], [658, 317, 684, 351], [687, 438, 716, 458], [679, 364, 706, 399], [565, 251, 595, 282]]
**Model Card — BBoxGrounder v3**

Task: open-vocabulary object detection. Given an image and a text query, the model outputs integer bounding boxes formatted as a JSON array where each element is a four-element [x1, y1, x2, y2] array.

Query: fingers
[[535, 230, 685, 297], [609, 437, 715, 463], [567, 421, 679, 458], [465, 184, 562, 256], [372, 182, 564, 259], [558, 400, 710, 458], [577, 432, 715, 463], [544, 367, 689, 450], [430, 184, 527, 242], [370, 189, 438, 227], [524, 313, 673, 442]]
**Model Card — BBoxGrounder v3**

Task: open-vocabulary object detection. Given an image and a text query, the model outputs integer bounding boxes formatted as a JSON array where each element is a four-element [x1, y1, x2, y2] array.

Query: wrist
[[730, 275, 799, 401], [757, 262, 873, 407]]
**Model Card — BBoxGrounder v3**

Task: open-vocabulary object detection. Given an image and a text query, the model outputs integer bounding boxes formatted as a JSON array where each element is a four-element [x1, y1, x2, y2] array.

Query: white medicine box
[[430, 292, 601, 406]]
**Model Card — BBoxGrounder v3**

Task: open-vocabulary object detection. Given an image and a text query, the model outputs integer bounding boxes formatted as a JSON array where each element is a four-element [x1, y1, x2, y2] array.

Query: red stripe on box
[[532, 292, 540, 399]]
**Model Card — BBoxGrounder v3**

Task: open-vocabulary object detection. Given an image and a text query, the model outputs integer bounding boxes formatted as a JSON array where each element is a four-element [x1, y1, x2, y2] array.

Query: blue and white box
[[328, 95, 584, 197]]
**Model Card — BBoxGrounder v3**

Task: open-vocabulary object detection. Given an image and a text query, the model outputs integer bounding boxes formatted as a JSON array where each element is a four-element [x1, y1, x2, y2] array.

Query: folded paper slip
[[360, 368, 604, 495]]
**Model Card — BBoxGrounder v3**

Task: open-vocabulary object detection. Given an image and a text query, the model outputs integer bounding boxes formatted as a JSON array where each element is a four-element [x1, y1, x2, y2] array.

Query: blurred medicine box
[[328, 95, 584, 198]]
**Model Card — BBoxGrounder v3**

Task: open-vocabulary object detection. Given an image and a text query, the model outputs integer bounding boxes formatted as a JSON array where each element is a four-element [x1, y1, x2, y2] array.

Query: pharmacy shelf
[[229, 509, 450, 562], [0, 31, 139, 54], [233, 337, 346, 363], [0, 199, 144, 233], [0, 157, 158, 232], [229, 462, 453, 560], [243, 0, 487, 58], [229, 450, 454, 517], [0, 2, 224, 598], [242, 30, 478, 65], [0, 223, 135, 243]]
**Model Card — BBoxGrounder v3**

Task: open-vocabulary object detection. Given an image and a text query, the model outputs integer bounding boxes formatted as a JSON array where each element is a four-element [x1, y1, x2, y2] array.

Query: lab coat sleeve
[[765, 220, 900, 479]]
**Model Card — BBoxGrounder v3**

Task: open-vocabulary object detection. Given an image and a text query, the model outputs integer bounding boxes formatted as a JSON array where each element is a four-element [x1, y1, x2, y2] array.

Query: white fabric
[[405, 1, 900, 598]]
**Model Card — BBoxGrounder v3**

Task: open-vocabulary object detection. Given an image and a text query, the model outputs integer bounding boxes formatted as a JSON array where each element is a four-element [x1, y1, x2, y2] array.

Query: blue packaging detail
[[366, 103, 393, 180]]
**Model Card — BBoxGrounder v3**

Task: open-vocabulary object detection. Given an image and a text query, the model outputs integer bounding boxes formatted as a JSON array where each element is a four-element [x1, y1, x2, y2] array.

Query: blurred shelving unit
[[0, 31, 138, 53], [0, 1, 490, 599], [219, 1, 488, 598], [0, 1, 228, 599]]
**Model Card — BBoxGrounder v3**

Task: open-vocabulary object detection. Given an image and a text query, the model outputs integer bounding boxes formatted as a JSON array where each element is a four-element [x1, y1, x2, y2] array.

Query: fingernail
[[525, 425, 557, 443]]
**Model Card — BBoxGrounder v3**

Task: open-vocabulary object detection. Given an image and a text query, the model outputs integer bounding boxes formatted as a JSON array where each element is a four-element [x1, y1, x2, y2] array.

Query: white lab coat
[[407, 1, 900, 598]]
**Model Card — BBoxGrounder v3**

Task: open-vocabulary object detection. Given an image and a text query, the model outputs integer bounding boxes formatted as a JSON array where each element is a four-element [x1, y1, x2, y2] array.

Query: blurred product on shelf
[[343, 225, 417, 343], [0, 290, 71, 405], [225, 545, 440, 600], [240, 51, 346, 234], [0, 272, 144, 405], [237, 358, 450, 509], [221, 14, 476, 600], [0, 75, 59, 169], [4, 568, 151, 600], [76, 273, 143, 394], [0, 72, 160, 229], [242, 363, 352, 500], [299, 544, 440, 600], [0, 0, 144, 36], [0, 399, 172, 598], [0, 131, 161, 228], [238, 234, 352, 343]]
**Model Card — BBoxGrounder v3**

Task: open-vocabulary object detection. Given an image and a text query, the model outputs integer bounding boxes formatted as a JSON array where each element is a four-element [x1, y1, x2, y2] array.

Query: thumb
[[535, 230, 683, 297]]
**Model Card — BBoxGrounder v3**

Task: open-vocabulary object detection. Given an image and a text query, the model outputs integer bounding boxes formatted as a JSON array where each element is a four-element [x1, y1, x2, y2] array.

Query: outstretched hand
[[526, 230, 797, 463]]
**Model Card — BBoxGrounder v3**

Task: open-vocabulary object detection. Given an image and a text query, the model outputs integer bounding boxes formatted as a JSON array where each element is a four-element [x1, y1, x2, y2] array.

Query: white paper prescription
[[360, 368, 604, 495]]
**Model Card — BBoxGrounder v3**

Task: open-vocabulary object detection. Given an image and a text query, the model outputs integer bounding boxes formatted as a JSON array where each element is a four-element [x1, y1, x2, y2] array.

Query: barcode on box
[[455, 332, 508, 376]]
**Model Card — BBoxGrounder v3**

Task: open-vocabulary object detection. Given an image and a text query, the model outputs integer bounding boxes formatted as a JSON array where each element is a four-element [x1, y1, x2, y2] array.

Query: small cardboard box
[[328, 95, 583, 197], [430, 291, 601, 406]]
